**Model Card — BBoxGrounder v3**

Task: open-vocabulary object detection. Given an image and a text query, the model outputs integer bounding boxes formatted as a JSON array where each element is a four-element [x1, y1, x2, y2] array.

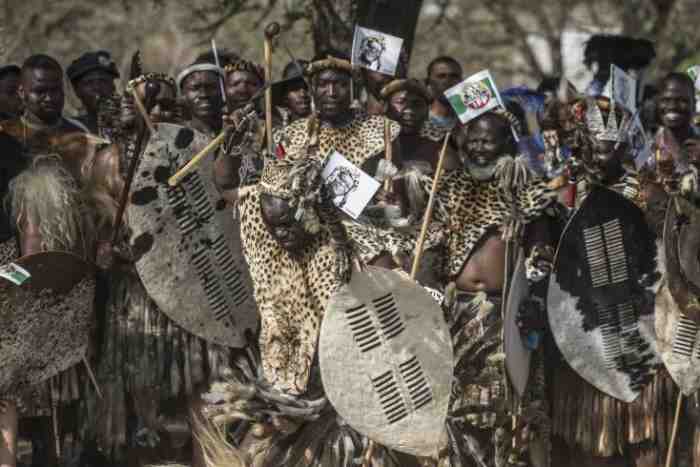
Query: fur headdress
[[305, 56, 354, 77], [127, 72, 176, 93], [257, 158, 326, 235], [224, 59, 264, 83], [8, 155, 95, 258], [379, 78, 432, 103]]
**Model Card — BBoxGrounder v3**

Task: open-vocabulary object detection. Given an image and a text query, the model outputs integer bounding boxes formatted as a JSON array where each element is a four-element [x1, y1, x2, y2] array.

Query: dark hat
[[66, 51, 119, 83], [0, 65, 20, 80], [272, 60, 309, 107]]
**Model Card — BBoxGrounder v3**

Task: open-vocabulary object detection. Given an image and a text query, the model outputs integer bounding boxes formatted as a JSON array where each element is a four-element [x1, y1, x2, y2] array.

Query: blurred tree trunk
[[308, 0, 358, 55]]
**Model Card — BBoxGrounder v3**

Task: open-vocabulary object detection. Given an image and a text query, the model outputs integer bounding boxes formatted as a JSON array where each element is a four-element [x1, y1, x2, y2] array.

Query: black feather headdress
[[583, 35, 656, 71]]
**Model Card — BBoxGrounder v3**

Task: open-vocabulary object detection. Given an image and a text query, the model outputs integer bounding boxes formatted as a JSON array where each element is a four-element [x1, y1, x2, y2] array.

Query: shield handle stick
[[264, 22, 281, 158], [168, 131, 227, 187], [665, 392, 684, 467], [384, 117, 393, 192], [410, 130, 452, 280]]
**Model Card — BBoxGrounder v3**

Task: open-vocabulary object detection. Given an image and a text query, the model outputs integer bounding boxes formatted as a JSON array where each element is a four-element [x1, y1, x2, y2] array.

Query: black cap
[[0, 65, 20, 80], [66, 51, 119, 83], [272, 60, 309, 107]]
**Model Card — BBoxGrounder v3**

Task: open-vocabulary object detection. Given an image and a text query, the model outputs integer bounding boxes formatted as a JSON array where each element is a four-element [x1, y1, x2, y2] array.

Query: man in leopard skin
[[429, 109, 557, 467], [277, 50, 411, 269], [198, 158, 425, 467]]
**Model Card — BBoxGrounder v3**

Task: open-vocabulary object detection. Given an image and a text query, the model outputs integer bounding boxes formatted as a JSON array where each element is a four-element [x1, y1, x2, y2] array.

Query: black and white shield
[[656, 197, 700, 395], [548, 185, 661, 402], [128, 123, 257, 348], [0, 246, 95, 396], [319, 267, 452, 457]]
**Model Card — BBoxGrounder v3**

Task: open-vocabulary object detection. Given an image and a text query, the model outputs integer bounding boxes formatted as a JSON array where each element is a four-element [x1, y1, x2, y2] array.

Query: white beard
[[465, 155, 512, 181]]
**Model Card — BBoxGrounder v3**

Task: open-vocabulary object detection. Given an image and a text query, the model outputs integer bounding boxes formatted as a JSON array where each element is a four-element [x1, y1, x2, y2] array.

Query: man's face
[[464, 114, 512, 180], [427, 61, 462, 105], [136, 81, 177, 124], [363, 40, 383, 62], [387, 90, 428, 134], [313, 69, 352, 124], [0, 72, 21, 117], [364, 69, 392, 99], [260, 193, 311, 253], [587, 137, 626, 181], [225, 70, 262, 111], [73, 69, 116, 115], [284, 81, 311, 118], [181, 71, 223, 123], [657, 78, 694, 131], [20, 67, 64, 124]]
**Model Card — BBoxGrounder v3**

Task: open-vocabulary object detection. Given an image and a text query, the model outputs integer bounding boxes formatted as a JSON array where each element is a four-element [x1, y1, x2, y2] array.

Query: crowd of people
[[1, 29, 700, 467]]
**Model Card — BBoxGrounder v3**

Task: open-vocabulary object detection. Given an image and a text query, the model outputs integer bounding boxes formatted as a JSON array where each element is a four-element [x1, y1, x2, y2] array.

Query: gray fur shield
[[548, 186, 661, 402], [319, 267, 453, 457], [128, 123, 257, 348], [504, 250, 531, 398], [656, 197, 700, 395], [0, 247, 95, 396]]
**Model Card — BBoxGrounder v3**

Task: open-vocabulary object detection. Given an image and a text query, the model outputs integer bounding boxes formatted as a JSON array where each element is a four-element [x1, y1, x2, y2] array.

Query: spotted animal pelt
[[420, 119, 448, 143], [431, 163, 556, 279], [238, 189, 345, 395], [280, 110, 400, 166]]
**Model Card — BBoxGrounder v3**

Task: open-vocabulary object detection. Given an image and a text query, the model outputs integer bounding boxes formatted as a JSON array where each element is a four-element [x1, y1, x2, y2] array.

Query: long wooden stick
[[384, 117, 393, 192], [49, 378, 61, 460], [82, 355, 103, 400], [130, 87, 156, 134], [665, 392, 684, 467], [263, 23, 280, 157], [410, 130, 451, 280], [168, 131, 226, 186], [362, 440, 375, 467]]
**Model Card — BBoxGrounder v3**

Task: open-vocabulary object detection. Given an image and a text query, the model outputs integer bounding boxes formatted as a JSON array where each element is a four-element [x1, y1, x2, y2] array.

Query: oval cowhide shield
[[548, 185, 661, 402], [128, 123, 257, 348], [656, 198, 700, 395], [0, 245, 95, 396], [319, 267, 452, 457]]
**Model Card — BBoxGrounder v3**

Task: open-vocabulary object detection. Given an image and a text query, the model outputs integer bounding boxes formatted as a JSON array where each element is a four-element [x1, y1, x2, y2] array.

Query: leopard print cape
[[432, 165, 556, 279], [238, 189, 345, 395], [280, 110, 400, 166], [419, 118, 448, 143], [278, 110, 407, 266]]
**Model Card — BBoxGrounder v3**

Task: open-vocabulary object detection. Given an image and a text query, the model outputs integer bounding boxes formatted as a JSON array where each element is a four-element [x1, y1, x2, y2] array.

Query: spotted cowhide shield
[[548, 185, 661, 402], [0, 244, 95, 396], [128, 123, 257, 348], [655, 197, 700, 395], [319, 266, 452, 457]]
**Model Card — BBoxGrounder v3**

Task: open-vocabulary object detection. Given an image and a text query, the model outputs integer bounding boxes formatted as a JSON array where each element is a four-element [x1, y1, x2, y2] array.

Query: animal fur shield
[[319, 266, 453, 457], [0, 247, 95, 396], [548, 185, 661, 402], [128, 123, 257, 348], [656, 197, 700, 395], [504, 249, 531, 397]]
